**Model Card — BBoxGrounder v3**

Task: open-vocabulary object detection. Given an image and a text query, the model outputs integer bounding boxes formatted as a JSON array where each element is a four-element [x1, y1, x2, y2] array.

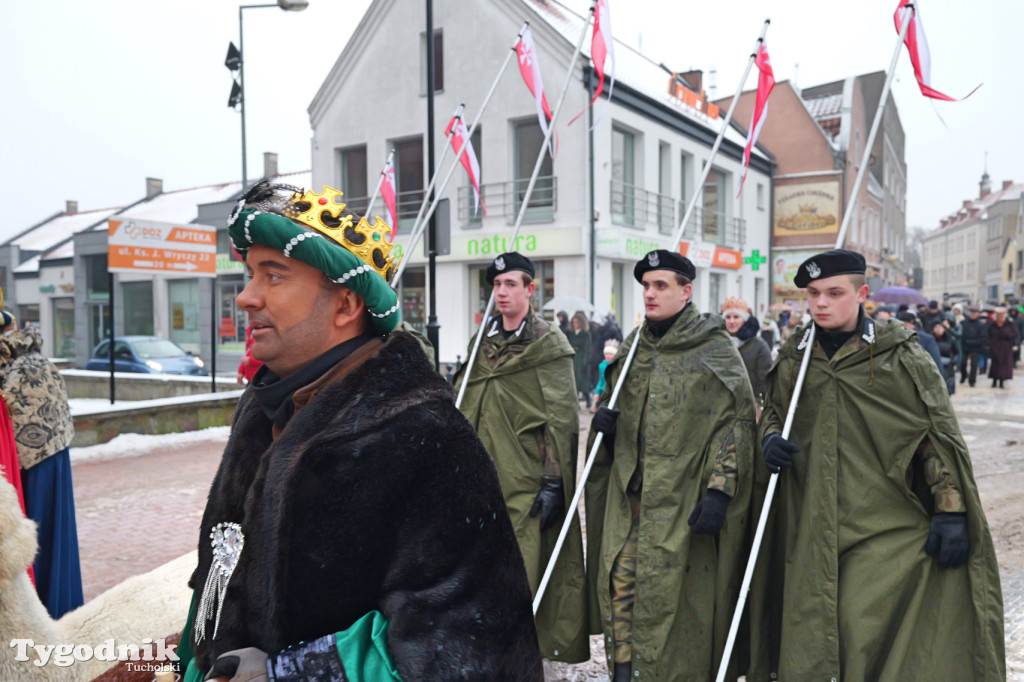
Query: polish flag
[[570, 0, 616, 128], [894, 0, 979, 101], [515, 26, 557, 157], [445, 108, 486, 217], [380, 158, 398, 240], [737, 42, 774, 197]]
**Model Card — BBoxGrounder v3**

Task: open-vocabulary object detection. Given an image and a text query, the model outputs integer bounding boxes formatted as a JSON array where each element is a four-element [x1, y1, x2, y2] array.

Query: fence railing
[[610, 180, 675, 233], [457, 176, 558, 225]]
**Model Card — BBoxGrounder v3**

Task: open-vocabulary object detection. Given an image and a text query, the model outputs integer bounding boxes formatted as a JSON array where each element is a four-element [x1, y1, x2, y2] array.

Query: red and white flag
[[515, 26, 557, 158], [571, 0, 616, 128], [893, 0, 979, 101], [380, 158, 398, 240], [737, 42, 775, 197], [445, 108, 486, 217]]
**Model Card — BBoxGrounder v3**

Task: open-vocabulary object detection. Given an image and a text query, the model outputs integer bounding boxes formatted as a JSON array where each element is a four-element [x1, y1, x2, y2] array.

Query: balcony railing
[[458, 176, 557, 225], [675, 203, 746, 250], [610, 180, 675, 233], [343, 189, 425, 234]]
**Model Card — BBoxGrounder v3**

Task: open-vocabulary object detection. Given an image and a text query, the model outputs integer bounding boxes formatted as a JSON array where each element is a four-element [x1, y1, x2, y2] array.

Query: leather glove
[[687, 489, 730, 535], [592, 407, 620, 461], [925, 512, 970, 568], [762, 433, 800, 473], [529, 476, 565, 532], [206, 647, 270, 682]]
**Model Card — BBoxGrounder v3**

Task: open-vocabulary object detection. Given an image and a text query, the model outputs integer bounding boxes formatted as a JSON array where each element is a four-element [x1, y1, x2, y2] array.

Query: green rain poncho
[[748, 315, 1005, 681], [585, 304, 757, 681], [454, 311, 589, 662]]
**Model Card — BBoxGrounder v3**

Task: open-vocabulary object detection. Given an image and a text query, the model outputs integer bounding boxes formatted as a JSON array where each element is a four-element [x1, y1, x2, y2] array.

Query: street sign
[[107, 218, 217, 278]]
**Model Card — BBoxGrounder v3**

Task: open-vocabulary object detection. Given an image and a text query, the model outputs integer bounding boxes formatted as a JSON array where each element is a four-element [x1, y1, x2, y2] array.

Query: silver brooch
[[495, 256, 506, 271], [648, 251, 660, 267], [195, 522, 245, 644], [806, 261, 821, 279]]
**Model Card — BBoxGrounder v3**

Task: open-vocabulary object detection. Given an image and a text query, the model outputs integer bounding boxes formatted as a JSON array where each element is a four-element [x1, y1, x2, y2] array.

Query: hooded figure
[[748, 250, 1004, 681]]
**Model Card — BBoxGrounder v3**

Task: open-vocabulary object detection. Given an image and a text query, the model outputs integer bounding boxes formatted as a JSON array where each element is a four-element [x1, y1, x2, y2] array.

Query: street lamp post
[[227, 1, 309, 191]]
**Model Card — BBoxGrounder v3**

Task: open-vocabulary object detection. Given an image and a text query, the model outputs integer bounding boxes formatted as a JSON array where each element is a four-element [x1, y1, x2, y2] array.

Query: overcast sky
[[1, 0, 1017, 244]]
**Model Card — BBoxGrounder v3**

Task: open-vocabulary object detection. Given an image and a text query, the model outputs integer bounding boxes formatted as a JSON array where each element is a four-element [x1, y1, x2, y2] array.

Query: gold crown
[[287, 186, 399, 281]]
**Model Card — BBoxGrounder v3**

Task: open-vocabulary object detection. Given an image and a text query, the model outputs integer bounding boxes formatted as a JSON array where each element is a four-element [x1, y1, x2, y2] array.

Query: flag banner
[[380, 158, 398, 240], [894, 0, 980, 101], [738, 42, 774, 196], [445, 108, 487, 217], [515, 26, 557, 158], [570, 0, 616, 128]]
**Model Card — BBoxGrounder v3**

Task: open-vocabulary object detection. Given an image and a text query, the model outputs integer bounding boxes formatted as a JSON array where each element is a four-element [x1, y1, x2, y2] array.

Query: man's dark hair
[[674, 273, 691, 287]]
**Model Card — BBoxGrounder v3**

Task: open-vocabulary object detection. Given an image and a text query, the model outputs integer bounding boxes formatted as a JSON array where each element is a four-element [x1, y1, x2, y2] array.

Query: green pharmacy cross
[[744, 249, 767, 271]]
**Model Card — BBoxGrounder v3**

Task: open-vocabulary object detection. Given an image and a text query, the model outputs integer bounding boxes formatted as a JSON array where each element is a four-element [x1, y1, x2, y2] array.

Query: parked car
[[84, 336, 208, 376]]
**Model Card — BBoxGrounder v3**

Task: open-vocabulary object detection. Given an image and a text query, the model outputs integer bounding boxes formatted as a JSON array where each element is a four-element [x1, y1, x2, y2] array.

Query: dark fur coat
[[191, 332, 541, 680]]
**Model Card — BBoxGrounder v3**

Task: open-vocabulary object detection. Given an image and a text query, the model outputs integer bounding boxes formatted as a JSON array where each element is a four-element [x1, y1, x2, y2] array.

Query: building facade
[[309, 0, 773, 363], [719, 72, 908, 308]]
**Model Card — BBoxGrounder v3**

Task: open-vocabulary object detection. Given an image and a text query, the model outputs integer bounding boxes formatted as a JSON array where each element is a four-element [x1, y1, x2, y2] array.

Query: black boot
[[992, 378, 998, 388], [613, 662, 632, 682], [1000, 379, 1005, 388]]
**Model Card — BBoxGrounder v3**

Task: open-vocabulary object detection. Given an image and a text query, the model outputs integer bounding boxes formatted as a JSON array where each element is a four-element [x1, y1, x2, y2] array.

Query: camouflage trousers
[[610, 494, 641, 664]]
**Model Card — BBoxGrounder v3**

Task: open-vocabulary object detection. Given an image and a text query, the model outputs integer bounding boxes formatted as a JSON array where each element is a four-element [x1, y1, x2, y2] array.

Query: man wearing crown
[[178, 183, 541, 682], [586, 249, 757, 682], [747, 248, 1004, 681], [453, 252, 590, 667]]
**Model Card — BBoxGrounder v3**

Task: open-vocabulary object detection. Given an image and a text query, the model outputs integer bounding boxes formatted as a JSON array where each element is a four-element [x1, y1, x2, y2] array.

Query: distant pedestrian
[[722, 296, 772, 406], [988, 306, 1018, 388], [960, 307, 988, 387], [897, 311, 944, 376], [0, 314, 81, 619], [601, 312, 623, 344], [556, 310, 570, 335], [932, 321, 959, 395], [568, 311, 593, 407], [761, 316, 780, 350], [591, 341, 618, 410], [1010, 307, 1024, 366]]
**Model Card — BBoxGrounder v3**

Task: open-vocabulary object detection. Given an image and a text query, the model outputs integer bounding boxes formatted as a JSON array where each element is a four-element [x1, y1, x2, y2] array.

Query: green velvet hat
[[227, 182, 401, 334]]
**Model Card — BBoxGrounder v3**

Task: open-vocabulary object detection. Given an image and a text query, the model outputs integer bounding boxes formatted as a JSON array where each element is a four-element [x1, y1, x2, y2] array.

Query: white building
[[309, 0, 773, 363]]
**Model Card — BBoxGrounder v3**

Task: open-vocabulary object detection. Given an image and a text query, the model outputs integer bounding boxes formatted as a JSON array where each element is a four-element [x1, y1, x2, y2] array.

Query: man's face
[[724, 312, 744, 334], [641, 271, 691, 321], [236, 244, 343, 377], [492, 272, 534, 320], [995, 311, 1007, 323], [932, 322, 946, 337], [805, 275, 868, 332], [876, 310, 892, 321], [969, 310, 979, 320]]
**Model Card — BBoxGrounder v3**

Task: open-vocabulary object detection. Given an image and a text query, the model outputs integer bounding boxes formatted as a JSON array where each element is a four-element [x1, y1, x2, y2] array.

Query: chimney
[[146, 177, 163, 198], [264, 152, 278, 179], [962, 200, 972, 209], [1004, 180, 1014, 190], [65, 200, 78, 214], [940, 218, 947, 228], [679, 69, 703, 93]]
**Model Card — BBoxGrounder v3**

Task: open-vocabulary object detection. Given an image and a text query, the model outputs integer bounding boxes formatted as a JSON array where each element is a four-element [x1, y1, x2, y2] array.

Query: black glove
[[687, 489, 731, 535], [591, 407, 620, 461], [925, 512, 970, 568], [206, 647, 269, 682], [529, 476, 565, 531], [762, 433, 800, 473]]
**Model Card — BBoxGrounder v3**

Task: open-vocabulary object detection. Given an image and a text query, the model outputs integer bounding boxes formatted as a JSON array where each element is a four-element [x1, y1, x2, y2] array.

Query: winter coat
[[585, 304, 757, 681], [0, 327, 74, 470], [915, 328, 944, 375], [933, 329, 960, 394], [567, 328, 593, 393], [987, 319, 1018, 380], [748, 316, 1004, 682], [960, 317, 988, 354], [733, 315, 772, 400], [190, 333, 542, 681], [454, 312, 589, 662]]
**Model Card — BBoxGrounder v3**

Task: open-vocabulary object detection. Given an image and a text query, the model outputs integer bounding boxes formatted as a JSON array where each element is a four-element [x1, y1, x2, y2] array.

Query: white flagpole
[[391, 22, 529, 287], [712, 10, 914, 681], [456, 3, 597, 412], [365, 147, 395, 221], [532, 18, 772, 616]]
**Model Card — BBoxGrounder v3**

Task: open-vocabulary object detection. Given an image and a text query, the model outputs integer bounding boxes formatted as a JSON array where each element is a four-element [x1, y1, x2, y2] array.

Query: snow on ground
[[70, 426, 231, 464]]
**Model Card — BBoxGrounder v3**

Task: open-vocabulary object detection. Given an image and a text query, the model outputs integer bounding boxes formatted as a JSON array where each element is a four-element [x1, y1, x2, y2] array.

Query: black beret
[[633, 249, 696, 283], [896, 311, 917, 324], [485, 251, 535, 285], [928, 300, 939, 308], [793, 249, 866, 288]]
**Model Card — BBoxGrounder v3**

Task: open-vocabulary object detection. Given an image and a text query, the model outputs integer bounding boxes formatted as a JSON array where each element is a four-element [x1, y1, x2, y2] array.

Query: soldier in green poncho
[[454, 252, 590, 664], [749, 249, 1004, 681], [587, 249, 757, 682]]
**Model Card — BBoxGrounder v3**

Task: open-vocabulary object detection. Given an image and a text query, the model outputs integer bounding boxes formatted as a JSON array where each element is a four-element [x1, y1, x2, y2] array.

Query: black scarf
[[251, 334, 374, 429], [646, 304, 687, 339], [816, 309, 864, 360]]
